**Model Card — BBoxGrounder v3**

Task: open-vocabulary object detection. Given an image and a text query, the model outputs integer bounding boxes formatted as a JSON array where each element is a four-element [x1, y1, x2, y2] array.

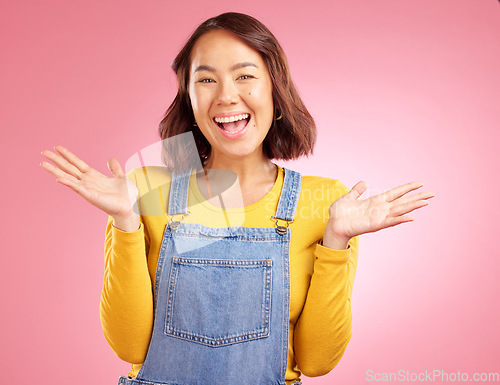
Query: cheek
[[250, 81, 272, 100], [252, 93, 274, 125], [247, 83, 273, 110], [188, 89, 207, 116], [188, 86, 197, 112]]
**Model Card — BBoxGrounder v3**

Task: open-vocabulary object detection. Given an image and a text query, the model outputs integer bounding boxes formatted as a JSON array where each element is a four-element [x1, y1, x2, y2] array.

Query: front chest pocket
[[164, 257, 272, 347]]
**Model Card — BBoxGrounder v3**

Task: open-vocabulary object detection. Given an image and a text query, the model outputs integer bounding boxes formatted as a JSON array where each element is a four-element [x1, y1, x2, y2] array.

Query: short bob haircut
[[159, 12, 316, 168]]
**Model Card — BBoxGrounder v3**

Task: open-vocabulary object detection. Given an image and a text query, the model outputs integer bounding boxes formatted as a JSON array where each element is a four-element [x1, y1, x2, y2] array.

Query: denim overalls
[[119, 167, 302, 385]]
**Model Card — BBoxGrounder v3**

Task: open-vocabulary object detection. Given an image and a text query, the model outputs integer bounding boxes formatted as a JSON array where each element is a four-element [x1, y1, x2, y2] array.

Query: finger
[[383, 215, 414, 229], [56, 176, 94, 202], [41, 149, 84, 179], [392, 191, 435, 206], [40, 160, 79, 183], [347, 181, 367, 200], [53, 145, 91, 174], [384, 181, 423, 202], [390, 200, 429, 217], [56, 176, 81, 192], [107, 158, 125, 178]]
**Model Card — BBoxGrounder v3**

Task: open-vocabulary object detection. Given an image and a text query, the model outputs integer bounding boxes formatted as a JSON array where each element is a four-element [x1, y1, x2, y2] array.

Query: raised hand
[[40, 145, 139, 230], [323, 181, 434, 249]]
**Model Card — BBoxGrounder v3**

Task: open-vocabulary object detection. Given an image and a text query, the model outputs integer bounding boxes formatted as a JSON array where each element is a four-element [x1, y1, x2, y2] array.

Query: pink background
[[2, 0, 499, 384]]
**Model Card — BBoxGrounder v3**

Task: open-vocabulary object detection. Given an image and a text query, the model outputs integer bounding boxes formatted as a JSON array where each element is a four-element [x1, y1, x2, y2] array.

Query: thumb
[[348, 181, 367, 200], [107, 158, 125, 178]]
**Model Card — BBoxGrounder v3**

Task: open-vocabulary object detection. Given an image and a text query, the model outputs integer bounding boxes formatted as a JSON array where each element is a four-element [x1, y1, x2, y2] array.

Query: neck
[[203, 150, 276, 186], [197, 150, 278, 207]]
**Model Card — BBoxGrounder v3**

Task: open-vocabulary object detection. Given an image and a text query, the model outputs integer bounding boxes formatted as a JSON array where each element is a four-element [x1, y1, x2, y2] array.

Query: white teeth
[[214, 113, 249, 124]]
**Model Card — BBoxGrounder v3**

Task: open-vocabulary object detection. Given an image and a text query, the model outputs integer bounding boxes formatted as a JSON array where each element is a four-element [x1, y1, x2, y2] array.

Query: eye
[[198, 78, 215, 83], [237, 75, 255, 80]]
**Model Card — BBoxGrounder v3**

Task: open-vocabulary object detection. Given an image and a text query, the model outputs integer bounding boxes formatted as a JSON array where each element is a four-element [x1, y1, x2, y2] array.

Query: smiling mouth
[[214, 114, 250, 133]]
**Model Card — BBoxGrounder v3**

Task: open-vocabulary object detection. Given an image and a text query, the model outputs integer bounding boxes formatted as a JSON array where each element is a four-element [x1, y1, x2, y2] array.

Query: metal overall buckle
[[271, 216, 293, 235], [168, 211, 190, 230]]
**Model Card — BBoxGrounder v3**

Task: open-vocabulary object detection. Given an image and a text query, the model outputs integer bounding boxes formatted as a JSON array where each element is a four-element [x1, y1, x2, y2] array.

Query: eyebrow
[[193, 62, 258, 73]]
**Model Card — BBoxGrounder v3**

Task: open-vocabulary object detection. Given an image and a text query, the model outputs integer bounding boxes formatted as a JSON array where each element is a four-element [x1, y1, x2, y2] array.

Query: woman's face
[[188, 29, 274, 164]]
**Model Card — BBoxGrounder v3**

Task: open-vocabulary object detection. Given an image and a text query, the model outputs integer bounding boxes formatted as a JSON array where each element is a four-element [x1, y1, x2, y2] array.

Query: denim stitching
[[275, 169, 302, 222], [171, 223, 287, 240], [120, 376, 298, 385], [168, 170, 190, 215], [281, 233, 292, 381], [174, 257, 272, 266], [164, 257, 272, 347], [165, 256, 180, 337], [153, 225, 171, 310]]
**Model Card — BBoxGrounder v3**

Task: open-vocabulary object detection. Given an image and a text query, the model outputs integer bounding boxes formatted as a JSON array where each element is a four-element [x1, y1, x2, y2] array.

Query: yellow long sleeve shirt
[[101, 164, 358, 384]]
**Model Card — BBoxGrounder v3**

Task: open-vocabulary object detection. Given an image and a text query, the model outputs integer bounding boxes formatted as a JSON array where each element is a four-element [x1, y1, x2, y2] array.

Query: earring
[[275, 110, 283, 121], [193, 122, 198, 127]]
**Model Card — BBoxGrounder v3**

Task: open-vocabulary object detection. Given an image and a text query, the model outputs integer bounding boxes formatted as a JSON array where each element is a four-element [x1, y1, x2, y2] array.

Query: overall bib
[[119, 167, 302, 385]]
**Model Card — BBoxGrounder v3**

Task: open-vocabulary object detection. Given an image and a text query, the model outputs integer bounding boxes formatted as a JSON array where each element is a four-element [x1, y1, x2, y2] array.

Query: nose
[[217, 80, 239, 105]]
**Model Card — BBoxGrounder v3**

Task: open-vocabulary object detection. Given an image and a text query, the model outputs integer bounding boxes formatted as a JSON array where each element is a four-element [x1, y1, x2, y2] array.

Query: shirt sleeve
[[99, 168, 154, 364], [293, 183, 360, 377]]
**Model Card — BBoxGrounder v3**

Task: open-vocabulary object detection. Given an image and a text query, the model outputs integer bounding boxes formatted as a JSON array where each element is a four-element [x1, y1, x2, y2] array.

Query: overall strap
[[274, 168, 302, 222], [168, 167, 302, 232], [167, 168, 192, 216]]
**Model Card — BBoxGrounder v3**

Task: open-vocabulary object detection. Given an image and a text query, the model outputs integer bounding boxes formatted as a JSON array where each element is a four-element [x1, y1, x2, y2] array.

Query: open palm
[[40, 145, 138, 219], [327, 181, 434, 241]]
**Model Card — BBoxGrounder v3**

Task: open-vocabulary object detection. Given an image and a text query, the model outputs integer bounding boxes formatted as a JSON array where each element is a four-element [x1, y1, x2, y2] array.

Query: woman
[[40, 12, 433, 385]]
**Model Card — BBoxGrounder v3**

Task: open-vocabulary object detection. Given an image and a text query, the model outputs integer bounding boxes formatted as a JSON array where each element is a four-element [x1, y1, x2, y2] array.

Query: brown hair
[[159, 12, 316, 168]]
